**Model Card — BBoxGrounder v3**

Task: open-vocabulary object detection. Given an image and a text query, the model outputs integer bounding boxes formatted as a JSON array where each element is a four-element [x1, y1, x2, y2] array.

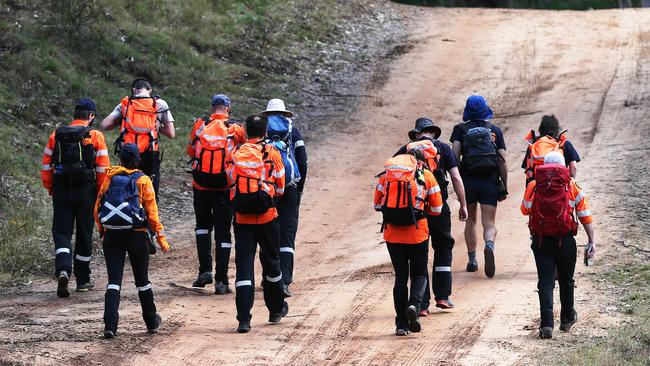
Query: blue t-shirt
[[520, 139, 581, 169]]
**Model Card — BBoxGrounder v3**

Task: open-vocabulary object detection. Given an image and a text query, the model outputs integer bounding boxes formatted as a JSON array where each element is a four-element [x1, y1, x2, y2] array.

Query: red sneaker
[[435, 299, 455, 309], [418, 309, 430, 317]]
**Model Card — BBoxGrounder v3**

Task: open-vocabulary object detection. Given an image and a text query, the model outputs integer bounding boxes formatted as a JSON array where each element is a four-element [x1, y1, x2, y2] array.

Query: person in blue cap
[[450, 95, 508, 278]]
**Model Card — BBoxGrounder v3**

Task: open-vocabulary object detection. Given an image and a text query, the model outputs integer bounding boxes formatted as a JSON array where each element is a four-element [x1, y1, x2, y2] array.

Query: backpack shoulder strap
[[458, 123, 470, 134]]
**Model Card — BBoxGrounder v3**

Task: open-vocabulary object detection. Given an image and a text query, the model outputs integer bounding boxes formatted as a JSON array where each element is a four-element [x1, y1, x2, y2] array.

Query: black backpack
[[460, 122, 498, 175], [98, 172, 147, 230], [52, 125, 96, 183]]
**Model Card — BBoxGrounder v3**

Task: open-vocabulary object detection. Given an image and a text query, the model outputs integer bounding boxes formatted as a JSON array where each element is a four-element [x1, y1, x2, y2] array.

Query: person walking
[[100, 78, 176, 198], [41, 98, 110, 297], [94, 143, 170, 339], [260, 98, 308, 297], [228, 114, 286, 333], [395, 117, 468, 315], [187, 94, 246, 293], [450, 95, 508, 278], [521, 151, 595, 339], [374, 151, 444, 336]]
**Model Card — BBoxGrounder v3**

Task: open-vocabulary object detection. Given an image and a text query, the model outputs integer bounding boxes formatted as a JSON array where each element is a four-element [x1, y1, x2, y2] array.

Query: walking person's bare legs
[[480, 204, 497, 278], [464, 203, 479, 272]]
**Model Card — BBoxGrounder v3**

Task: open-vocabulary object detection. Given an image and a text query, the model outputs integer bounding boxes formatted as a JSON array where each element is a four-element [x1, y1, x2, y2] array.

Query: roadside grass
[[0, 0, 364, 282]]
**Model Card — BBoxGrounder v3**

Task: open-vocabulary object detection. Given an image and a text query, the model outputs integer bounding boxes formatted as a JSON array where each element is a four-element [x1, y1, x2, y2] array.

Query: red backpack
[[529, 164, 578, 238]]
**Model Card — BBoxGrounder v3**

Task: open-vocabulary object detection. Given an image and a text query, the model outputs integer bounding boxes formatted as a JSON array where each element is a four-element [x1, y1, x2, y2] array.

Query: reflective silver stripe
[[137, 283, 152, 292], [196, 125, 205, 136], [130, 126, 154, 133], [107, 284, 120, 291], [276, 188, 285, 195], [221, 242, 232, 248], [96, 149, 109, 156], [523, 200, 533, 209], [42, 164, 52, 171], [435, 266, 452, 272], [376, 183, 384, 193], [195, 229, 210, 235], [273, 168, 285, 179], [374, 204, 382, 210], [430, 206, 443, 214], [55, 248, 70, 255], [574, 191, 584, 205], [385, 165, 414, 171], [577, 210, 591, 218], [280, 247, 295, 254], [235, 280, 252, 287], [428, 186, 441, 195], [75, 254, 91, 262], [96, 166, 107, 173], [294, 140, 305, 148], [43, 147, 53, 156], [102, 224, 133, 229], [202, 135, 227, 142], [265, 274, 283, 283], [235, 161, 262, 168]]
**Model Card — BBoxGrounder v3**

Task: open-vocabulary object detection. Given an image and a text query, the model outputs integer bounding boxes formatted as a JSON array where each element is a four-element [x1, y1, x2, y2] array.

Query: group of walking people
[[40, 78, 307, 336], [375, 95, 596, 339]]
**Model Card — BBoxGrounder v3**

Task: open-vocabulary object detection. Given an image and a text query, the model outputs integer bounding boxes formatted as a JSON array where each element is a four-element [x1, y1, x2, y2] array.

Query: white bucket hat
[[544, 151, 565, 166], [261, 98, 294, 118]]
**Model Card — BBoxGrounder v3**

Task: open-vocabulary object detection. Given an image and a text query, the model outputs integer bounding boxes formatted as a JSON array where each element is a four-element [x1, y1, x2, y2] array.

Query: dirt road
[[2, 6, 650, 366]]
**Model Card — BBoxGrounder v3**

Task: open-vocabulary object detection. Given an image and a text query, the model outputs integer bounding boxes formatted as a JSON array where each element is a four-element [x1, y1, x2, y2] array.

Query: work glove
[[157, 235, 170, 253]]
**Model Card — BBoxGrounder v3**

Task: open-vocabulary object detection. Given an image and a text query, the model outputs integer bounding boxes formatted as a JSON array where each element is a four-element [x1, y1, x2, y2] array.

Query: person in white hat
[[260, 98, 308, 298]]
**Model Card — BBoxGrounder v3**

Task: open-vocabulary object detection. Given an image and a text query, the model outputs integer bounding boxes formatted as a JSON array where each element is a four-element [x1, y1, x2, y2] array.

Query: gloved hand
[[157, 235, 170, 253]]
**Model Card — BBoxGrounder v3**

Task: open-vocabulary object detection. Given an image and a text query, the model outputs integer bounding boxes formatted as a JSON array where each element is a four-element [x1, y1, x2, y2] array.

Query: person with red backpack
[[374, 151, 444, 336], [521, 151, 595, 340], [394, 118, 467, 314], [228, 114, 286, 333], [522, 114, 581, 185], [100, 78, 176, 198], [95, 143, 170, 339], [187, 94, 246, 293], [41, 98, 110, 297], [450, 95, 508, 278]]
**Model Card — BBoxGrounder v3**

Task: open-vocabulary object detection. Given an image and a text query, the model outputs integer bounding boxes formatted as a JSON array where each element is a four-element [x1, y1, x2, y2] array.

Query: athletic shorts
[[462, 174, 499, 206]]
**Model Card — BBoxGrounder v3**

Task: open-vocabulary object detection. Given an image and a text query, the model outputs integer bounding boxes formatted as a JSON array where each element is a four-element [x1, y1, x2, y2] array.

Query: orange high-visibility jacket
[[374, 168, 444, 244], [94, 166, 165, 236], [186, 113, 246, 191], [41, 120, 110, 193], [521, 178, 593, 225], [228, 138, 285, 225]]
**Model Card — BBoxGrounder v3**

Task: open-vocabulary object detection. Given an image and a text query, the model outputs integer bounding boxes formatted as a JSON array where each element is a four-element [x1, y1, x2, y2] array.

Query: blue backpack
[[266, 115, 301, 186], [99, 172, 147, 230]]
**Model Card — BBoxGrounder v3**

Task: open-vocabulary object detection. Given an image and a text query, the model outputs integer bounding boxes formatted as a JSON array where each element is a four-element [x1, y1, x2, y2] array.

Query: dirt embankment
[[2, 5, 650, 366]]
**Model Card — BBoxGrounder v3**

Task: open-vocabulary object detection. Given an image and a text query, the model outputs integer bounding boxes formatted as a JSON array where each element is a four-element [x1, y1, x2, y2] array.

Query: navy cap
[[463, 95, 493, 122], [74, 97, 97, 113], [211, 94, 231, 107], [408, 117, 441, 140], [120, 143, 141, 165]]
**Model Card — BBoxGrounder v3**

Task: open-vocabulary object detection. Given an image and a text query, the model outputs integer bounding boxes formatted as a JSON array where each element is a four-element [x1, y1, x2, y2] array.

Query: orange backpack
[[406, 140, 439, 172], [524, 130, 567, 182], [118, 96, 159, 153], [192, 118, 231, 188], [380, 154, 426, 227], [230, 143, 275, 214]]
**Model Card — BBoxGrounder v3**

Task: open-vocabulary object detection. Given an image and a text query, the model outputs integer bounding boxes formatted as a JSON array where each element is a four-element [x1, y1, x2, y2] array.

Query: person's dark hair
[[121, 159, 138, 170], [132, 79, 152, 91], [538, 115, 560, 138], [245, 114, 268, 138], [73, 109, 94, 120]]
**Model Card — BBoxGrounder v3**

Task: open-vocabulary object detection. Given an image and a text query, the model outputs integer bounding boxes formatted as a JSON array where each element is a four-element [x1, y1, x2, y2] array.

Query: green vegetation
[[0, 0, 362, 282], [392, 0, 632, 10]]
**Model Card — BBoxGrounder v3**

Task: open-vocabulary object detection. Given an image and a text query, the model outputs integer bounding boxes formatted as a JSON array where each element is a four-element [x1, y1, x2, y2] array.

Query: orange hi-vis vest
[[406, 139, 439, 172], [524, 130, 567, 182], [119, 96, 160, 153]]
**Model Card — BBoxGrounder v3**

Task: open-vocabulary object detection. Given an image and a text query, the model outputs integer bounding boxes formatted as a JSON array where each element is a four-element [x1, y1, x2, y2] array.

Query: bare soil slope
[[2, 7, 650, 366]]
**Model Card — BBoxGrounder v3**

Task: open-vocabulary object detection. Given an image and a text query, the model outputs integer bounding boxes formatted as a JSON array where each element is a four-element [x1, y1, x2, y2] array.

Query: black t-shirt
[[520, 139, 580, 169]]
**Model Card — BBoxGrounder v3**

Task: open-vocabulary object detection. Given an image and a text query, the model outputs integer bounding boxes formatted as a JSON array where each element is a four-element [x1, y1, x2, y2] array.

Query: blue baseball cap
[[120, 143, 141, 165], [463, 95, 493, 122], [211, 94, 231, 107], [74, 97, 97, 113]]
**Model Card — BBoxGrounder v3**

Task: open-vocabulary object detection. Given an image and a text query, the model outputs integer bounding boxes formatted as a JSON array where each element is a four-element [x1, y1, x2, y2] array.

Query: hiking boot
[[103, 329, 116, 339], [76, 281, 95, 292], [539, 327, 553, 339], [560, 311, 578, 332], [406, 305, 421, 333], [214, 281, 231, 295], [237, 320, 251, 333], [192, 272, 213, 288], [283, 284, 293, 298], [281, 301, 289, 317], [435, 299, 455, 309], [484, 245, 495, 278], [269, 313, 283, 324], [418, 309, 430, 317], [466, 262, 478, 272], [147, 313, 162, 334], [395, 328, 410, 336], [57, 271, 70, 298]]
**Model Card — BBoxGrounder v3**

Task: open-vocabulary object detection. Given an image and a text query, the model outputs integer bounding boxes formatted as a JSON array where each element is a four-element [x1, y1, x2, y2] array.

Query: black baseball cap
[[408, 118, 441, 140]]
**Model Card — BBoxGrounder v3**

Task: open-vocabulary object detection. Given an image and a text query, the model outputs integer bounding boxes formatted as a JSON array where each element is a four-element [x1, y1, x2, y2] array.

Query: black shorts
[[462, 174, 499, 206]]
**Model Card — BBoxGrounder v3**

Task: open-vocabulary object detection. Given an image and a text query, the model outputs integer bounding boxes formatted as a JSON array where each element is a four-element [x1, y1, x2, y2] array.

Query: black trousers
[[193, 188, 233, 283], [139, 151, 161, 199], [51, 181, 95, 285], [386, 241, 428, 328], [531, 234, 577, 328], [103, 231, 157, 333], [421, 206, 455, 309], [276, 185, 301, 286], [234, 220, 284, 322]]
